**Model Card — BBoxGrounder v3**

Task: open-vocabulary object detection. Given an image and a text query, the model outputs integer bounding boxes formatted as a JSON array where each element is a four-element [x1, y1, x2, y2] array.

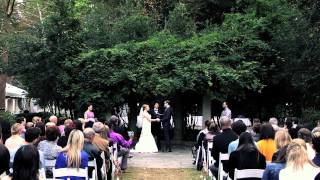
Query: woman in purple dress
[[84, 104, 95, 128]]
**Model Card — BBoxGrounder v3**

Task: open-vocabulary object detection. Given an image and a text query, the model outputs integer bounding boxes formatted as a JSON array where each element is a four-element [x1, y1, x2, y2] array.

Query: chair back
[[52, 167, 88, 180], [88, 159, 97, 180], [234, 169, 264, 180], [218, 153, 229, 180], [45, 159, 56, 167], [207, 142, 214, 177]]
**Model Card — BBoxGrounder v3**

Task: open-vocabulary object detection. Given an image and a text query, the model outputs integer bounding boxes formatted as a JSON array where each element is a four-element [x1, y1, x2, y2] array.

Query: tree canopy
[[1, 0, 320, 123]]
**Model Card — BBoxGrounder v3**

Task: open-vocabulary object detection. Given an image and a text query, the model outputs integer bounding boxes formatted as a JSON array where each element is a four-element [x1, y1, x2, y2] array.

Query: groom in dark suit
[[150, 102, 162, 150], [160, 100, 174, 152]]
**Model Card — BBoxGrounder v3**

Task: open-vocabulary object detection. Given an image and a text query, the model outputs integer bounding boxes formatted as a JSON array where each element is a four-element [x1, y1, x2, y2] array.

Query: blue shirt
[[262, 163, 285, 180], [313, 153, 320, 167], [55, 151, 89, 180]]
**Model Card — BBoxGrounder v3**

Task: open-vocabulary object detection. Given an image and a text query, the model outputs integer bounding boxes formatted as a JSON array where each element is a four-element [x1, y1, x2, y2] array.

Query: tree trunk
[[173, 94, 183, 140], [0, 50, 8, 111]]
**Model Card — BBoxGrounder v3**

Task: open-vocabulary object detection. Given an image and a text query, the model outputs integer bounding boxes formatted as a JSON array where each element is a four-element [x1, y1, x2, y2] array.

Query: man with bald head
[[209, 116, 238, 178], [49, 115, 58, 125], [83, 128, 103, 180]]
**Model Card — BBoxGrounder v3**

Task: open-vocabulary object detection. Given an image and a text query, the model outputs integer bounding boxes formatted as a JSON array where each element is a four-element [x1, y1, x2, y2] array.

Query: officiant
[[150, 102, 162, 150]]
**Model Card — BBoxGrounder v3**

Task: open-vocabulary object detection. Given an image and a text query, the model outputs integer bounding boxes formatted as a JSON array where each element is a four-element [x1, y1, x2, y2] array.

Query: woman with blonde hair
[[55, 130, 88, 180], [272, 130, 292, 161], [279, 139, 320, 180], [262, 130, 291, 180]]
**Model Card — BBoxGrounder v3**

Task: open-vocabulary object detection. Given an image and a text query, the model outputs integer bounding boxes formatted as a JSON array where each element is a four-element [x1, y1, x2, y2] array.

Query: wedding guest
[[209, 116, 237, 178], [272, 129, 292, 161], [262, 145, 288, 180], [38, 126, 62, 160], [57, 126, 74, 148], [312, 131, 320, 166], [269, 117, 279, 131], [35, 122, 46, 145], [49, 115, 58, 125], [92, 122, 111, 180], [74, 119, 84, 131], [279, 139, 320, 179], [84, 103, 95, 128], [26, 122, 34, 129], [0, 144, 10, 178], [221, 101, 232, 119], [4, 145, 42, 180], [107, 116, 133, 171], [55, 130, 88, 180], [298, 128, 315, 159], [196, 120, 212, 149], [205, 122, 220, 143], [32, 116, 42, 125], [83, 128, 103, 180], [5, 123, 25, 165], [257, 123, 276, 162], [252, 122, 261, 142], [227, 132, 266, 179], [24, 127, 45, 169], [285, 119, 298, 139], [228, 120, 247, 154]]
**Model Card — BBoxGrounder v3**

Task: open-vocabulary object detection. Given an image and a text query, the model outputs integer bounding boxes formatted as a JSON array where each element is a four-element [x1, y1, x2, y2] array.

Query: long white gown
[[134, 111, 158, 153]]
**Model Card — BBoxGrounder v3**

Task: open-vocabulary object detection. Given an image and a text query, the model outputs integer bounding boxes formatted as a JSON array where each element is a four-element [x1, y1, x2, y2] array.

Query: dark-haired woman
[[5, 145, 42, 180], [0, 144, 10, 178], [38, 126, 62, 160], [257, 123, 276, 162], [227, 132, 266, 180]]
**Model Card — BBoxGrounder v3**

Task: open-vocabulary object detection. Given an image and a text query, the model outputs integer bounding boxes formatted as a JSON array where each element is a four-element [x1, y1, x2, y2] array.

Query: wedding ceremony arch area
[[1, 0, 320, 179]]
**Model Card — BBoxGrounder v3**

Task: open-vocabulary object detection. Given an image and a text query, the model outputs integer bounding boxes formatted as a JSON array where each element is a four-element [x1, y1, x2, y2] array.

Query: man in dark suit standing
[[150, 102, 162, 150], [160, 100, 174, 152]]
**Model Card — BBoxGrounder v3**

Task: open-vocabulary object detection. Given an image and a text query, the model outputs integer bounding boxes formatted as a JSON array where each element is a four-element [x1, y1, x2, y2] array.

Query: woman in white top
[[279, 139, 320, 180], [134, 104, 159, 153]]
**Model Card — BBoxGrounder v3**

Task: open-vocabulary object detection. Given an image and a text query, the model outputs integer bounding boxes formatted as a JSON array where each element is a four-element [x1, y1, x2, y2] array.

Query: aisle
[[128, 145, 194, 169]]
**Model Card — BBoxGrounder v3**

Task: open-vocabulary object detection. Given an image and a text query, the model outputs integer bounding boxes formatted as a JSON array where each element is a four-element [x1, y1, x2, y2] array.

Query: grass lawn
[[121, 167, 208, 180]]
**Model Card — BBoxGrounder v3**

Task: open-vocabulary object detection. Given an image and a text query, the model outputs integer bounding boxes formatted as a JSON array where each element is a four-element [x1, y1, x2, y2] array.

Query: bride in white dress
[[134, 104, 159, 153]]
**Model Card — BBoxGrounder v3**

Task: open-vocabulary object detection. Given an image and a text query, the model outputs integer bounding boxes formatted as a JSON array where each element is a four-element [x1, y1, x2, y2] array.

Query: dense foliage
[[1, 0, 320, 124]]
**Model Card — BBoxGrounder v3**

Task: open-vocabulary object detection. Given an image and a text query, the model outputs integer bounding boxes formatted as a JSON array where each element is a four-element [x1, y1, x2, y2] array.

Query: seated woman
[[227, 132, 266, 180], [203, 122, 220, 150], [38, 126, 62, 160], [55, 130, 88, 180], [57, 126, 74, 148], [257, 123, 276, 162], [272, 130, 292, 162], [4, 145, 43, 180], [262, 145, 287, 180], [0, 144, 10, 178], [279, 139, 320, 179]]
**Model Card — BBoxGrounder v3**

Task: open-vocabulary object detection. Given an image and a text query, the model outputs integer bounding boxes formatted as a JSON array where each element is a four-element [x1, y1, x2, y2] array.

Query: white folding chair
[[202, 142, 207, 172], [112, 143, 118, 178], [52, 167, 89, 180], [39, 168, 46, 180], [45, 159, 56, 168], [88, 159, 97, 180], [195, 147, 201, 167], [207, 142, 214, 177], [100, 152, 107, 179], [218, 153, 229, 180], [234, 169, 264, 180]]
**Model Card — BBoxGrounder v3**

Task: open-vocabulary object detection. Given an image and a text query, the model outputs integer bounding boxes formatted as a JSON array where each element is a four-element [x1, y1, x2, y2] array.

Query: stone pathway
[[128, 145, 195, 169]]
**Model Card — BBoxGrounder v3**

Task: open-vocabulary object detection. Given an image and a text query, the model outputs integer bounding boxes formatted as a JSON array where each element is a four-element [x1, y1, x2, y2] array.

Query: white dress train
[[134, 111, 158, 153]]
